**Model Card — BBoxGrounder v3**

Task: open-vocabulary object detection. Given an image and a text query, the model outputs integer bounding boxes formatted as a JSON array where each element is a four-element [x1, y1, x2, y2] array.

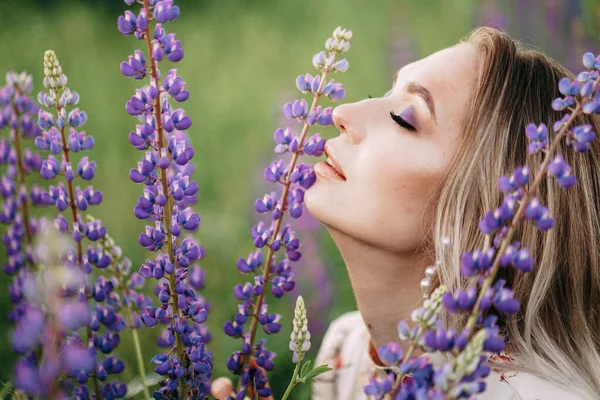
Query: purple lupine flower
[[524, 197, 555, 230], [120, 50, 147, 79], [0, 72, 51, 395], [34, 51, 135, 398], [460, 248, 495, 277], [364, 374, 395, 398], [525, 122, 549, 154], [378, 342, 403, 365], [567, 124, 596, 152], [547, 154, 576, 188], [119, 0, 211, 397], [36, 50, 105, 263], [224, 27, 351, 397]]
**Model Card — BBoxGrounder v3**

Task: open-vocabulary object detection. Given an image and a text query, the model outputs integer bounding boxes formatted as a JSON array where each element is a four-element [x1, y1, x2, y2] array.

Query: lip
[[314, 161, 346, 181], [314, 143, 346, 181]]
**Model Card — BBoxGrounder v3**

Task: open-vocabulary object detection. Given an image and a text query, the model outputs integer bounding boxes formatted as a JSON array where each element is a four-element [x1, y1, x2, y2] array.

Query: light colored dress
[[312, 311, 588, 400]]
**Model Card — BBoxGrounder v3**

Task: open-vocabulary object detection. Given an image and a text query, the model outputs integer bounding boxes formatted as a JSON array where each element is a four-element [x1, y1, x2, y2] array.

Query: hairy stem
[[55, 103, 83, 264], [142, 0, 186, 396], [280, 361, 301, 400], [237, 71, 329, 387]]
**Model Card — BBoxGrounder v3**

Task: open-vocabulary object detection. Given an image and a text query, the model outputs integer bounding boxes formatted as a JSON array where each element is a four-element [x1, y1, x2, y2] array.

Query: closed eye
[[390, 111, 416, 131]]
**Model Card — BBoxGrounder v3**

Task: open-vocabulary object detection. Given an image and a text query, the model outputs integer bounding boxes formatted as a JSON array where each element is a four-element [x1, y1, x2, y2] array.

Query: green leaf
[[303, 365, 333, 380], [125, 374, 162, 398], [300, 359, 312, 378]]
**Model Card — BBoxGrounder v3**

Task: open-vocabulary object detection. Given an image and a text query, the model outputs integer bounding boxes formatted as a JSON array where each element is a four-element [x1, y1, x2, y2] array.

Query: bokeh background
[[0, 0, 599, 398]]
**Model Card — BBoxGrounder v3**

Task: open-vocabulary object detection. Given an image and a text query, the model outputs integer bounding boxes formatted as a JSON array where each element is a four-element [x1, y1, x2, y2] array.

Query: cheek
[[352, 147, 447, 247], [362, 148, 446, 213]]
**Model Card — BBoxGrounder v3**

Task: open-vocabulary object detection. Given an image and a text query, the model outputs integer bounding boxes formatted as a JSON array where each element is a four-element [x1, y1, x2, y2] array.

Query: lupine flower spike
[[36, 50, 135, 399], [281, 296, 331, 400], [0, 71, 48, 396], [14, 226, 95, 398], [89, 214, 153, 400], [224, 26, 351, 398], [118, 0, 211, 398], [362, 52, 600, 399]]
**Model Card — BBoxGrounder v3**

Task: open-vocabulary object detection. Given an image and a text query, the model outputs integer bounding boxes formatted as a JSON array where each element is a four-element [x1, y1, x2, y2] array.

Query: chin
[[304, 179, 336, 226]]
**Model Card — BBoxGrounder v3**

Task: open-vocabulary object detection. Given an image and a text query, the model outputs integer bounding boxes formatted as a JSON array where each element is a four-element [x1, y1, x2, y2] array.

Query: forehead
[[395, 43, 478, 124], [397, 43, 478, 86]]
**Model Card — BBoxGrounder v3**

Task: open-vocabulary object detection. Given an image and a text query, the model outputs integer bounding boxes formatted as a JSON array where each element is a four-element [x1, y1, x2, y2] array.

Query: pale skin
[[304, 42, 479, 353], [211, 43, 479, 399]]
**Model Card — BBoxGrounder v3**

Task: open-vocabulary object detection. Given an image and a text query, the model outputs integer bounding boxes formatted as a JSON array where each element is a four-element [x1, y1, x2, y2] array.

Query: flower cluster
[[223, 27, 351, 398], [289, 295, 310, 364], [0, 71, 43, 274], [280, 295, 331, 400], [0, 71, 48, 394], [13, 227, 98, 398], [363, 52, 600, 399], [118, 0, 211, 398], [90, 215, 154, 400], [35, 50, 133, 399]]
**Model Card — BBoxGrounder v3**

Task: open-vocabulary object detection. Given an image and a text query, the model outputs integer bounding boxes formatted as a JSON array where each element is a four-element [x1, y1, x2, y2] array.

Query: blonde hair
[[429, 27, 600, 397]]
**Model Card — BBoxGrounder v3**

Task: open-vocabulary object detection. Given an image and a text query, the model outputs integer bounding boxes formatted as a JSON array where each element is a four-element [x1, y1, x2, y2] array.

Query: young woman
[[307, 27, 600, 399]]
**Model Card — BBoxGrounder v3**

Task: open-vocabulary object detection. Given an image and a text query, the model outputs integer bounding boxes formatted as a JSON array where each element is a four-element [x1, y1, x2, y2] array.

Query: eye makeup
[[390, 105, 416, 131]]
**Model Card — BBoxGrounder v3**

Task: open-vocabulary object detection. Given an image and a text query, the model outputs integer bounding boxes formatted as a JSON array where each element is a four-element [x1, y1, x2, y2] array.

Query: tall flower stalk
[[37, 50, 130, 399], [14, 226, 96, 399], [0, 70, 43, 300], [0, 71, 46, 396], [90, 214, 153, 400], [364, 52, 600, 399], [223, 27, 350, 397], [118, 0, 211, 398], [0, 72, 43, 264], [281, 296, 331, 400]]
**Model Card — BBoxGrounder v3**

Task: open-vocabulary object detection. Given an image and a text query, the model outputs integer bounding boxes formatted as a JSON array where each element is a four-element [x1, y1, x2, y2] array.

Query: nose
[[332, 103, 363, 144]]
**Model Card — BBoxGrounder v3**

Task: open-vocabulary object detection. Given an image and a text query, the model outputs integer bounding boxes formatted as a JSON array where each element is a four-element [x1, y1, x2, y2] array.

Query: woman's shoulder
[[313, 311, 588, 400]]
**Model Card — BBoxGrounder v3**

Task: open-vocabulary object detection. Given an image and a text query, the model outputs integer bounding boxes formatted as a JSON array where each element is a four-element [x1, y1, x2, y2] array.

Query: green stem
[[280, 362, 302, 400], [115, 265, 151, 400], [131, 324, 151, 400]]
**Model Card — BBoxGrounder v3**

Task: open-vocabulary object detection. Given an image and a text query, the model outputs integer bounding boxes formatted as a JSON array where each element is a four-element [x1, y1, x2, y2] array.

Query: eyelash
[[367, 89, 393, 99], [390, 111, 416, 131], [367, 92, 416, 131]]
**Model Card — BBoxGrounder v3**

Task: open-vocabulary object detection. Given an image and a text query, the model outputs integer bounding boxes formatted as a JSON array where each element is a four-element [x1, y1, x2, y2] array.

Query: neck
[[327, 227, 432, 350]]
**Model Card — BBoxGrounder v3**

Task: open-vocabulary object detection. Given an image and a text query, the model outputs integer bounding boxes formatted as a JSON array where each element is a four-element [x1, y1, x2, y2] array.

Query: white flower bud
[[289, 295, 311, 363]]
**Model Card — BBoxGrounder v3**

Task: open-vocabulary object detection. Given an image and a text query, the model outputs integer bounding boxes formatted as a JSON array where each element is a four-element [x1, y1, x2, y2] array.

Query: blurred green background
[[0, 0, 599, 398]]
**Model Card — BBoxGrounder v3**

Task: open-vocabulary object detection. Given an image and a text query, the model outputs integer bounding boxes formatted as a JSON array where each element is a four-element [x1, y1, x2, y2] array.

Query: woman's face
[[305, 43, 479, 253]]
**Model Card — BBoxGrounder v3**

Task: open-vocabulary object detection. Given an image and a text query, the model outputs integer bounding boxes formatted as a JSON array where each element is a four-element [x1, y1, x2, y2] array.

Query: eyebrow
[[393, 70, 437, 124]]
